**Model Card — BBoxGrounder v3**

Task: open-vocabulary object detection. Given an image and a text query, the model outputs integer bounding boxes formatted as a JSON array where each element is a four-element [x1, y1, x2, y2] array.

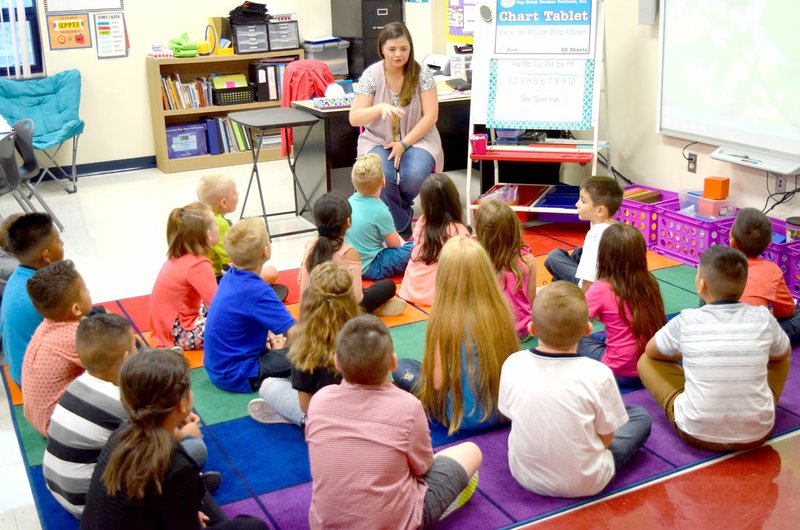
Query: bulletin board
[[446, 0, 477, 43], [471, 0, 600, 131]]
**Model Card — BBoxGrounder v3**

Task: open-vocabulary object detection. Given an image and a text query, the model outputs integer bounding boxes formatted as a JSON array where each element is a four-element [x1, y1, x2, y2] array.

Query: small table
[[228, 107, 320, 238]]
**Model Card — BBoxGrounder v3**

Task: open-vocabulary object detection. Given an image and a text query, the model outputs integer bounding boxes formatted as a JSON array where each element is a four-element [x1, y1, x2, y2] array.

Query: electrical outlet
[[687, 153, 697, 173], [776, 174, 786, 193]]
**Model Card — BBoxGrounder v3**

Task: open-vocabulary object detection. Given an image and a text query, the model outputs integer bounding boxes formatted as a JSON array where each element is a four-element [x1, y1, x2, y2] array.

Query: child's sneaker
[[375, 297, 407, 317], [441, 471, 479, 519], [248, 398, 291, 424]]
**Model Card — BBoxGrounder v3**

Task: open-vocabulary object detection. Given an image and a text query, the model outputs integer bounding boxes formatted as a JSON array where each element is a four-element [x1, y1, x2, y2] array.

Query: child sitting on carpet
[[299, 192, 405, 315], [398, 173, 471, 306], [1, 212, 64, 386], [149, 202, 218, 350], [43, 313, 210, 517], [577, 224, 666, 388], [344, 153, 413, 281], [544, 176, 623, 292], [639, 245, 791, 452], [22, 259, 91, 436], [196, 174, 287, 300], [0, 213, 21, 307], [306, 314, 482, 529], [204, 218, 296, 393], [80, 348, 267, 530], [729, 208, 800, 345], [394, 236, 519, 434], [475, 200, 536, 340], [249, 262, 358, 425], [499, 281, 652, 498]]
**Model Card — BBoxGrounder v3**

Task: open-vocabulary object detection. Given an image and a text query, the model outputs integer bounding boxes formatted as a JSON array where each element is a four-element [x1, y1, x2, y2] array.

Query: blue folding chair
[[0, 69, 85, 194]]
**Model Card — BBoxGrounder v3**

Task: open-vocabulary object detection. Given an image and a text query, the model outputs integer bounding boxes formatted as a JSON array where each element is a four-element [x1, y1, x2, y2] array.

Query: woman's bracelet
[[399, 140, 409, 151]]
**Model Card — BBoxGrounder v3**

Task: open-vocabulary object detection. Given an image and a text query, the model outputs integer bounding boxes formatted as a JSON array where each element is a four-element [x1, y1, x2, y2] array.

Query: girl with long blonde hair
[[82, 348, 266, 529], [475, 200, 537, 340], [394, 236, 520, 434], [249, 262, 360, 426]]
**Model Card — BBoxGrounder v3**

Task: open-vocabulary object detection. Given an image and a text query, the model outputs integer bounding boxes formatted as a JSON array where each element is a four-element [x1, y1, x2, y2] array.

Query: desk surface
[[228, 107, 319, 129], [292, 93, 471, 119]]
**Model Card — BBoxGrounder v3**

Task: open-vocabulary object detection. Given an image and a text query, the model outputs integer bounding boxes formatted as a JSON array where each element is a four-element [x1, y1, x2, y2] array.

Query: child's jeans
[[608, 405, 652, 471], [248, 348, 291, 392], [544, 246, 583, 284], [392, 358, 422, 394], [364, 241, 413, 280], [779, 311, 800, 346], [261, 377, 304, 426]]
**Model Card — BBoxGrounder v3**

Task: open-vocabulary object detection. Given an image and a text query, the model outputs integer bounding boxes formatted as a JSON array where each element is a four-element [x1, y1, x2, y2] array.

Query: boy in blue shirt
[[203, 218, 296, 393], [0, 212, 63, 386], [345, 153, 413, 280]]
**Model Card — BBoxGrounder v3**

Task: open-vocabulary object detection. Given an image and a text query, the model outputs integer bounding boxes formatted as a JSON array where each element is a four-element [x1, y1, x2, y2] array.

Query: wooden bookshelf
[[146, 49, 303, 173]]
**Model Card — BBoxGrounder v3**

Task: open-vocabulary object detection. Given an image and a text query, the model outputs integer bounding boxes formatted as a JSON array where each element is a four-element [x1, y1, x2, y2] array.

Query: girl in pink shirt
[[149, 202, 218, 349], [398, 173, 470, 306], [579, 223, 666, 387], [298, 193, 405, 315], [475, 200, 537, 340]]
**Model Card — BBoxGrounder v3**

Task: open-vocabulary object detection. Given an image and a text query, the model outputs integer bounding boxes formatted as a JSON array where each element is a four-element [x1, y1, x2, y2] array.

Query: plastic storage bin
[[166, 123, 207, 159], [613, 185, 679, 249], [788, 245, 800, 302], [678, 191, 735, 220], [268, 21, 300, 51], [654, 201, 729, 266], [303, 39, 350, 76], [232, 24, 269, 54]]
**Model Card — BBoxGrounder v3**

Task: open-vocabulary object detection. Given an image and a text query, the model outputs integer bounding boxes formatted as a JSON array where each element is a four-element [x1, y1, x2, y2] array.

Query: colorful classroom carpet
[[5, 223, 800, 530]]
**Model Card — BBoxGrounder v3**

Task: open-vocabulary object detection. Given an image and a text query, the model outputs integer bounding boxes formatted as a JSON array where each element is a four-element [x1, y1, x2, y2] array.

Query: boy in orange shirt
[[730, 208, 799, 345], [21, 260, 92, 436]]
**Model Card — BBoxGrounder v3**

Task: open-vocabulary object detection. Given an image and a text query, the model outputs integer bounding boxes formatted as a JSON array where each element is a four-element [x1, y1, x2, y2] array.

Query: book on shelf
[[160, 74, 214, 111], [205, 118, 222, 155]]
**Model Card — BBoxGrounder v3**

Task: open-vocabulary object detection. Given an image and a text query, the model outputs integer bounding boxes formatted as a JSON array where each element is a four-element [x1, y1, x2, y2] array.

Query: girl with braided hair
[[249, 262, 357, 426], [81, 348, 267, 529], [298, 192, 405, 315]]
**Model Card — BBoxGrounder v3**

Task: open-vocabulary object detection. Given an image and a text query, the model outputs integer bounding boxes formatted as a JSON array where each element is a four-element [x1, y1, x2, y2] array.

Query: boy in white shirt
[[499, 281, 651, 498], [544, 176, 623, 292], [639, 245, 791, 452]]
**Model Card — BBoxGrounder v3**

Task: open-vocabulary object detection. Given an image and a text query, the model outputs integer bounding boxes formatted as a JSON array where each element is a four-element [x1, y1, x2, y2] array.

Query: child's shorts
[[171, 304, 208, 350], [420, 455, 469, 529]]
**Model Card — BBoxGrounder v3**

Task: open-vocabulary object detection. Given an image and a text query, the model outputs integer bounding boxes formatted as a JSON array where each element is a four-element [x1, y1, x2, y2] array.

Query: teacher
[[349, 22, 444, 237]]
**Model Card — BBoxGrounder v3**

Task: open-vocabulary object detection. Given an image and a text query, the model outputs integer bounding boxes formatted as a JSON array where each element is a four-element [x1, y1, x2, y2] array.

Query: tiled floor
[[2, 163, 799, 528]]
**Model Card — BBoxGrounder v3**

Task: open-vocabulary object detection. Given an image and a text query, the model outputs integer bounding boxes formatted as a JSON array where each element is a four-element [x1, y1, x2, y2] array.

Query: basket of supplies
[[654, 200, 732, 267], [613, 185, 679, 249]]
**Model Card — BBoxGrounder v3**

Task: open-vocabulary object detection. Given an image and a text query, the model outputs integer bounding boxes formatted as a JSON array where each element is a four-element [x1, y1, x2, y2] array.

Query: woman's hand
[[379, 102, 405, 120], [385, 141, 407, 169]]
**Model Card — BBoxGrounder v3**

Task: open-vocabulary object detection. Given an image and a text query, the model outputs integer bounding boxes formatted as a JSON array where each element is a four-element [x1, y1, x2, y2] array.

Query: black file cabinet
[[331, 0, 403, 79]]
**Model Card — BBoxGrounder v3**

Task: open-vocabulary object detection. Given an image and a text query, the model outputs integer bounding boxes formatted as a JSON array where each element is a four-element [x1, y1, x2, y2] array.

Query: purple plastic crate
[[718, 214, 795, 276], [788, 245, 800, 303], [654, 201, 728, 266], [613, 185, 679, 249]]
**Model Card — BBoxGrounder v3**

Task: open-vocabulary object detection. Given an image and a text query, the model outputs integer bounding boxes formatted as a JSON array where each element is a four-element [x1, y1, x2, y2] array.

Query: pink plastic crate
[[654, 201, 729, 266], [718, 214, 795, 275], [613, 185, 679, 249], [788, 245, 800, 303]]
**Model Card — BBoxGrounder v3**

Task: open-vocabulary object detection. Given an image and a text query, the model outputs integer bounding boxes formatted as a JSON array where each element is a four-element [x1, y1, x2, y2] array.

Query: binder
[[232, 121, 246, 151], [216, 118, 229, 152], [266, 65, 278, 101], [205, 118, 222, 155]]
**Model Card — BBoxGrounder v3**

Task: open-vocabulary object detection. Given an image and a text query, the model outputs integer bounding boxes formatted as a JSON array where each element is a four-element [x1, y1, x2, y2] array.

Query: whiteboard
[[658, 0, 800, 163], [471, 0, 598, 130]]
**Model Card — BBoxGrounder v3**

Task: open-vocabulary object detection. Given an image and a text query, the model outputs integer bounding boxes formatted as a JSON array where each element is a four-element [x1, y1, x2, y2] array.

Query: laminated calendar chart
[[494, 0, 597, 58]]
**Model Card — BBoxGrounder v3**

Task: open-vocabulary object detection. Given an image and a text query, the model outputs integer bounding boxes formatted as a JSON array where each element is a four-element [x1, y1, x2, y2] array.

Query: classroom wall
[[604, 0, 795, 220], [35, 0, 331, 167]]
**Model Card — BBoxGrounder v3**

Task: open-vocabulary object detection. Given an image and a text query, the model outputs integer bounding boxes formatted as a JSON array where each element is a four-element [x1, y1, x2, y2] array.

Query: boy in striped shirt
[[639, 245, 791, 452]]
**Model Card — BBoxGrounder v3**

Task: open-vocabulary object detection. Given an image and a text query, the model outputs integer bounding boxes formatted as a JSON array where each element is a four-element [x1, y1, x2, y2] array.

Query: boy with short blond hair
[[203, 218, 296, 393], [639, 245, 791, 451], [22, 259, 92, 436], [196, 174, 286, 298], [730, 208, 799, 345], [1, 212, 64, 385], [545, 176, 623, 292], [345, 153, 413, 280], [499, 281, 651, 498], [307, 314, 482, 529]]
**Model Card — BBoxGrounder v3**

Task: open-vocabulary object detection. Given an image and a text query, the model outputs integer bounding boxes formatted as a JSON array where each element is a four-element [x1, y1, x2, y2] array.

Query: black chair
[[12, 120, 64, 231], [0, 131, 36, 215]]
